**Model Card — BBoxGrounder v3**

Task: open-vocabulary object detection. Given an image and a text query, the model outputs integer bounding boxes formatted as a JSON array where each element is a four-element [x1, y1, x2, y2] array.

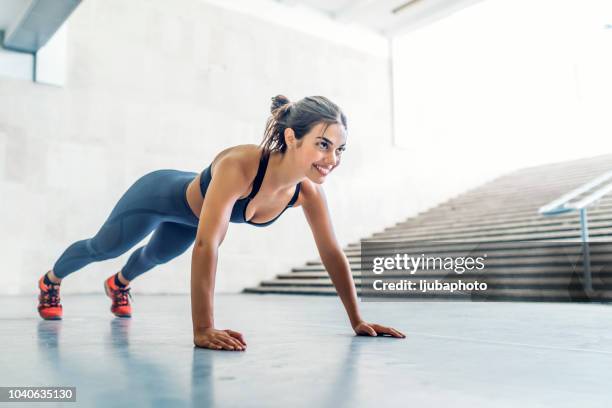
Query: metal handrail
[[538, 169, 612, 293]]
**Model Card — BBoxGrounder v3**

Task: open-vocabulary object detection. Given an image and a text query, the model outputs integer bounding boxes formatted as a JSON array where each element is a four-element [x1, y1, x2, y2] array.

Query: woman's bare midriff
[[185, 173, 204, 219], [184, 145, 239, 219], [184, 145, 302, 223]]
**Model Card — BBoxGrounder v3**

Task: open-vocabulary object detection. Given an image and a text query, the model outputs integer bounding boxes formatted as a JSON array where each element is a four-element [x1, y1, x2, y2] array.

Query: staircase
[[243, 154, 612, 302]]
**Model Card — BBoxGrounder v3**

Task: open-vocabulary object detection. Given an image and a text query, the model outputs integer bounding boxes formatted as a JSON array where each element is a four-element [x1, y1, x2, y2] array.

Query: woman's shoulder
[[293, 177, 322, 208], [210, 144, 263, 178], [212, 143, 259, 161]]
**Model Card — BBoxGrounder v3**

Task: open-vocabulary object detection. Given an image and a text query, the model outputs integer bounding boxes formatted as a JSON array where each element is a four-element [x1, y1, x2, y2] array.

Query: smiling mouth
[[313, 163, 332, 176]]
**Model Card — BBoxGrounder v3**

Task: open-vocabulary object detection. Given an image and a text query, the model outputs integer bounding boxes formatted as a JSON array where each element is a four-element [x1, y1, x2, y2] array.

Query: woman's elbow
[[193, 239, 220, 253]]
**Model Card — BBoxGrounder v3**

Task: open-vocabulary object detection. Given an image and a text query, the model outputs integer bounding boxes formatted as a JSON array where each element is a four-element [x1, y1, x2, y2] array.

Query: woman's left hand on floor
[[353, 321, 406, 338]]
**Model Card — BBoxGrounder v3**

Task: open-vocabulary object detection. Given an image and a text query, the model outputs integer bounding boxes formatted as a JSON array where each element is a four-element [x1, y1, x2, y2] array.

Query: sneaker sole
[[39, 315, 62, 321], [104, 280, 132, 318]]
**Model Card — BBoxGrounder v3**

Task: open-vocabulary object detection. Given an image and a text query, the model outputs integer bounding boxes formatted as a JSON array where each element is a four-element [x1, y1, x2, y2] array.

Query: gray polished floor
[[0, 293, 611, 407]]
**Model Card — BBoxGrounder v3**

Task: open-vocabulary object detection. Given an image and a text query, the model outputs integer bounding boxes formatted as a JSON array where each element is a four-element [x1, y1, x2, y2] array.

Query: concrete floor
[[0, 294, 611, 408]]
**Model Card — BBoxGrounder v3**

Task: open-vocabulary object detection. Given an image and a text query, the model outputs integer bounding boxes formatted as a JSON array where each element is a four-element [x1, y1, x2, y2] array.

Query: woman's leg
[[39, 172, 164, 320], [39, 169, 197, 320], [51, 202, 163, 279], [50, 170, 191, 279], [51, 216, 162, 279], [120, 221, 197, 281]]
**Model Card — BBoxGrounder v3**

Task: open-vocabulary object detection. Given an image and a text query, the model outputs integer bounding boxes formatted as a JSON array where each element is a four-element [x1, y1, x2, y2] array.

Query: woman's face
[[294, 122, 347, 184]]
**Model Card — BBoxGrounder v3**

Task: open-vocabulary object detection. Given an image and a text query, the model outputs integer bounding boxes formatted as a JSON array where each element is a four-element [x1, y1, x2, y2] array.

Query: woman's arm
[[300, 180, 361, 326], [191, 156, 249, 350], [319, 247, 362, 328], [191, 244, 218, 331], [300, 180, 405, 338]]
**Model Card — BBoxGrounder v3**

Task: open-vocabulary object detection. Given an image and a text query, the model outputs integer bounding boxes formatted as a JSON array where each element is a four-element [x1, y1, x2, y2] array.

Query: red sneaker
[[38, 275, 63, 320], [104, 275, 132, 318]]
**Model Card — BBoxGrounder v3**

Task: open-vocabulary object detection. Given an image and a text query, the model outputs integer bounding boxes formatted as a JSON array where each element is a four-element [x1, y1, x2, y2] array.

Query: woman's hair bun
[[270, 94, 291, 113]]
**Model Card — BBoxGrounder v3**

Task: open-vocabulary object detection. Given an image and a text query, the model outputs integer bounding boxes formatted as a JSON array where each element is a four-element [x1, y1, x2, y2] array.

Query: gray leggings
[[52, 169, 201, 281]]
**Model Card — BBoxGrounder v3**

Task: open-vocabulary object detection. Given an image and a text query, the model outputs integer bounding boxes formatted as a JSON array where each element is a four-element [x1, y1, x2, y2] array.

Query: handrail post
[[539, 171, 612, 298], [579, 208, 593, 293]]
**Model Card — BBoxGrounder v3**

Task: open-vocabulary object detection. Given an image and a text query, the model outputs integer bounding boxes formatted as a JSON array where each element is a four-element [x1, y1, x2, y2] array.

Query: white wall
[[392, 0, 612, 196], [0, 46, 31, 80]]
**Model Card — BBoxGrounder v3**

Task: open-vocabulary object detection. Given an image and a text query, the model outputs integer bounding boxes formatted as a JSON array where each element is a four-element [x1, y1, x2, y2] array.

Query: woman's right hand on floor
[[194, 328, 247, 351]]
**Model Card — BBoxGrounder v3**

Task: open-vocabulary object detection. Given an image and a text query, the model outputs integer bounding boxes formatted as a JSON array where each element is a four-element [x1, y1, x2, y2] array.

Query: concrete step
[[341, 246, 612, 259], [345, 226, 612, 243], [309, 242, 612, 266], [344, 239, 611, 250], [467, 161, 612, 190], [392, 203, 612, 230], [441, 189, 609, 209], [292, 258, 612, 272], [259, 277, 611, 290], [243, 286, 612, 301], [442, 178, 612, 204], [394, 214, 612, 237], [383, 213, 612, 237], [278, 268, 611, 278], [320, 244, 612, 257], [408, 199, 612, 222], [371, 218, 612, 241]]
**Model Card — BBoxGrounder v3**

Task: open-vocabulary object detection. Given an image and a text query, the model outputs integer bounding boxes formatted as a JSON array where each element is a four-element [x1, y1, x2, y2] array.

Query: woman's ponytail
[[260, 95, 293, 155], [270, 94, 291, 112]]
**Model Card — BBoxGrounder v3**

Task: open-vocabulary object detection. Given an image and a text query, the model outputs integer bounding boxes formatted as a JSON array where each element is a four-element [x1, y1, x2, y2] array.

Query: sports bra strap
[[288, 183, 301, 206], [248, 150, 269, 199]]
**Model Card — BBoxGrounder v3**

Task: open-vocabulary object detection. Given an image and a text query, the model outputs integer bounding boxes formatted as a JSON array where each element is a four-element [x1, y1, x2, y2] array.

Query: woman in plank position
[[37, 95, 406, 350]]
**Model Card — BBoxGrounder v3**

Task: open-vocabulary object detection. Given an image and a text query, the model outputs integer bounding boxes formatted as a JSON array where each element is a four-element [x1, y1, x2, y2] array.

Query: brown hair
[[260, 95, 347, 155]]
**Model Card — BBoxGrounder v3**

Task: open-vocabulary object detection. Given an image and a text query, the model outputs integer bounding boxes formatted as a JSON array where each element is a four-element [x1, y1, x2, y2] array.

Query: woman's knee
[[143, 223, 196, 265], [143, 246, 174, 265], [86, 237, 125, 261]]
